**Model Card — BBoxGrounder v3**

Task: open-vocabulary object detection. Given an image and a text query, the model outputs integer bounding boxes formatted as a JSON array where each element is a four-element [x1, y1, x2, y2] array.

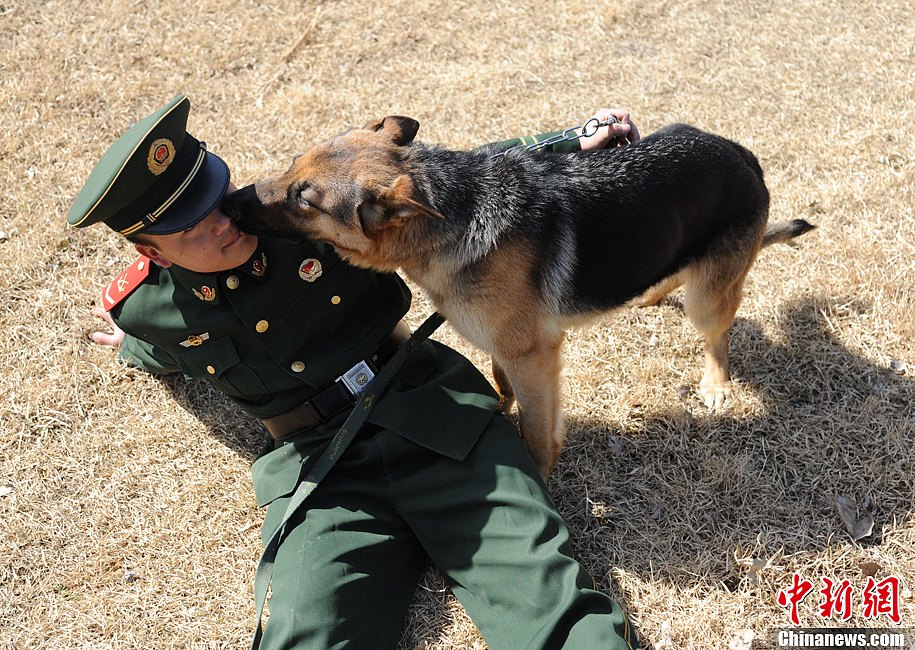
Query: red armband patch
[[101, 256, 151, 312]]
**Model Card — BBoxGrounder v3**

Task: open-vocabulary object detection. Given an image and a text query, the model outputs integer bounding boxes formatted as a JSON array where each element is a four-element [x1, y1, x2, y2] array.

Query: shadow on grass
[[554, 294, 914, 594], [159, 374, 270, 462]]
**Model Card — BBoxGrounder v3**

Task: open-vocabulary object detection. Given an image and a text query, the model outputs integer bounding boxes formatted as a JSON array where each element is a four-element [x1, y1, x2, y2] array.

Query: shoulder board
[[102, 256, 152, 312]]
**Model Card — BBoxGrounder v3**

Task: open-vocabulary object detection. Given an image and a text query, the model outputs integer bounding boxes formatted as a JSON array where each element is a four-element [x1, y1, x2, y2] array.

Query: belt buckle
[[337, 360, 375, 396]]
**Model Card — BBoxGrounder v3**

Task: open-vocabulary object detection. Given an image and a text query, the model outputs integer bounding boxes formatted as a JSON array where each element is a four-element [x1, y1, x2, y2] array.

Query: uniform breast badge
[[298, 258, 322, 282], [179, 332, 210, 348], [193, 286, 216, 302]]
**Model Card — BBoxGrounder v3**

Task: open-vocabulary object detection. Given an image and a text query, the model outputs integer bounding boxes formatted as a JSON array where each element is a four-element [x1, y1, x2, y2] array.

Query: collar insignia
[[251, 252, 267, 277], [299, 258, 322, 282], [193, 285, 217, 302], [180, 332, 210, 348]]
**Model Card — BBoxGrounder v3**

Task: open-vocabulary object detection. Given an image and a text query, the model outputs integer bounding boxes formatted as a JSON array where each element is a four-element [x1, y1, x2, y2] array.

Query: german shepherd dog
[[224, 117, 814, 478]]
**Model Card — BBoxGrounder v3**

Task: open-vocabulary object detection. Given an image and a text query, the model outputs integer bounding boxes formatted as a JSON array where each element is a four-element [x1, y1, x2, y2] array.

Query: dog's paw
[[699, 380, 732, 412]]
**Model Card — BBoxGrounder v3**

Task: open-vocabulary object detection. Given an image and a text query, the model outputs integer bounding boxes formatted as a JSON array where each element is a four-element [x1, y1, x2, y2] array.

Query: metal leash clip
[[580, 115, 620, 137]]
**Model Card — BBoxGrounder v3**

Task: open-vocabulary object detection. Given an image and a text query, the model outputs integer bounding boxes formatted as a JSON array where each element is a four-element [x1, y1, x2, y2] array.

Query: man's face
[[136, 183, 259, 273]]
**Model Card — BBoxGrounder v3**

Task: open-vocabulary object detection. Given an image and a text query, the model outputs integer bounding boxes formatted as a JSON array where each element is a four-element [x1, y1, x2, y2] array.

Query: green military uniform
[[69, 96, 640, 650]]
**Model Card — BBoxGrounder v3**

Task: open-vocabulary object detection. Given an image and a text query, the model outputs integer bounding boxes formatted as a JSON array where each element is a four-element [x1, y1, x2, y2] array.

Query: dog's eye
[[293, 181, 324, 211]]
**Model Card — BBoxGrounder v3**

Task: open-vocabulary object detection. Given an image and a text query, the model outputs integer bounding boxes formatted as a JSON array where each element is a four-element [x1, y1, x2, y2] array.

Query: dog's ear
[[362, 116, 420, 145], [358, 175, 444, 234], [384, 174, 444, 220]]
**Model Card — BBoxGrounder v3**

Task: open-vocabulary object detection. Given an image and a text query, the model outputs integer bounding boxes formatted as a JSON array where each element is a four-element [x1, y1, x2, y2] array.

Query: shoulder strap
[[101, 256, 152, 312]]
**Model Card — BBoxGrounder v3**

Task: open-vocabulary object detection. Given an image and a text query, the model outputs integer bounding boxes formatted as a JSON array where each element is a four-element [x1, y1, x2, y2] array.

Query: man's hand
[[89, 305, 125, 349], [578, 108, 640, 151]]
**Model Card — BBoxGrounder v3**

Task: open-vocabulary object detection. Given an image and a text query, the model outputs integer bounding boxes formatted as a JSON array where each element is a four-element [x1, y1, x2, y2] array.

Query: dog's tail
[[762, 219, 816, 248]]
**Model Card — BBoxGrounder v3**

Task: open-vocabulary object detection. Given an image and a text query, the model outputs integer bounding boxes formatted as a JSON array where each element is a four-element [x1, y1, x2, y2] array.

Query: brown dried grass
[[1, 0, 913, 648]]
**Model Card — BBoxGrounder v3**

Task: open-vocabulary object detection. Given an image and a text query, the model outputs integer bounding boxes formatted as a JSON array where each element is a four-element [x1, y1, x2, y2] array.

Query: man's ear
[[358, 175, 444, 234], [134, 243, 173, 268], [362, 116, 420, 145]]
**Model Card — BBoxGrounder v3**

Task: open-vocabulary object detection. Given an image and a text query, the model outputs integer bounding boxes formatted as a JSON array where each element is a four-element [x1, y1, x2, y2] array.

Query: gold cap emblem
[[147, 138, 176, 175]]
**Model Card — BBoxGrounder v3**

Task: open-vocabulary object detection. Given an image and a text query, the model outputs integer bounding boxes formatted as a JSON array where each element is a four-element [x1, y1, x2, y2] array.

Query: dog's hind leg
[[491, 359, 516, 415], [495, 335, 565, 479], [682, 233, 763, 410]]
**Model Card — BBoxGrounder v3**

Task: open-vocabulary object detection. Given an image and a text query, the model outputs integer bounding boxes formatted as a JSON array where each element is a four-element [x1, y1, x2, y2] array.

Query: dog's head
[[222, 116, 443, 270]]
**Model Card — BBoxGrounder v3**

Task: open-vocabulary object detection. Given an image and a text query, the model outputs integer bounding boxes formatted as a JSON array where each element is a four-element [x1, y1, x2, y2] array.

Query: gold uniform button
[[206, 365, 216, 375], [255, 320, 269, 333], [330, 295, 342, 305], [226, 275, 240, 289], [291, 361, 306, 373]]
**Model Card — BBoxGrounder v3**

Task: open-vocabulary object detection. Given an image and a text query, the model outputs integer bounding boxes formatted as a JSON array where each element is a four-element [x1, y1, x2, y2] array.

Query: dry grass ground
[[1, 0, 913, 648]]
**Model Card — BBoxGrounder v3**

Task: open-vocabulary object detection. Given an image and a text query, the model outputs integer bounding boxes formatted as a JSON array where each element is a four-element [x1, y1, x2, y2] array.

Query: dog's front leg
[[491, 358, 516, 415], [496, 336, 565, 480], [700, 330, 731, 410]]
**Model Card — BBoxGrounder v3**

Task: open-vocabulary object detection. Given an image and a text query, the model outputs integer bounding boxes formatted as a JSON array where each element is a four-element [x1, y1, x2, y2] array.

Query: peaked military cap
[[68, 95, 230, 237]]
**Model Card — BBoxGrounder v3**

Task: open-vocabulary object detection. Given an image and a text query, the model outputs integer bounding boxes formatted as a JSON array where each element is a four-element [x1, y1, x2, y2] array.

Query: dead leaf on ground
[[859, 560, 882, 577], [747, 557, 768, 585], [653, 621, 675, 649], [728, 629, 756, 650], [836, 495, 876, 541]]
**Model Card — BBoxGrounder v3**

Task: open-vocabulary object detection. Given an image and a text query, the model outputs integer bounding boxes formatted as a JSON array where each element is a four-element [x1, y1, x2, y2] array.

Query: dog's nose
[[220, 192, 239, 221], [221, 184, 258, 222]]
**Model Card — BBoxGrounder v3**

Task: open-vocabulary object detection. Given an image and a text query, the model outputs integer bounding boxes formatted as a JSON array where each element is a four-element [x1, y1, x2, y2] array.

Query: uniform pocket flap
[[251, 442, 315, 507], [368, 387, 497, 461], [366, 342, 499, 461], [177, 335, 240, 379]]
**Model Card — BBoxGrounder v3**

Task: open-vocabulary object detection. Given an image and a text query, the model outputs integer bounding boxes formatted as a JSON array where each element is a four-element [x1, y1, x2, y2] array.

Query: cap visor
[[143, 151, 231, 235]]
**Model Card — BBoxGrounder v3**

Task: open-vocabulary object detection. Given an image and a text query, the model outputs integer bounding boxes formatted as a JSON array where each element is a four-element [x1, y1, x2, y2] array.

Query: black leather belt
[[259, 320, 411, 440]]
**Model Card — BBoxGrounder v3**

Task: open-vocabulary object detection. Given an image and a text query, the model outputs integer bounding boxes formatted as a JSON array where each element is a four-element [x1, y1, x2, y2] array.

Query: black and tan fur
[[224, 117, 814, 478]]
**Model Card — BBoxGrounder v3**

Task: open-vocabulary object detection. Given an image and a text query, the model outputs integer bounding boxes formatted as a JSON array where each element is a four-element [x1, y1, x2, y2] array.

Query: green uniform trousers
[[253, 411, 638, 649]]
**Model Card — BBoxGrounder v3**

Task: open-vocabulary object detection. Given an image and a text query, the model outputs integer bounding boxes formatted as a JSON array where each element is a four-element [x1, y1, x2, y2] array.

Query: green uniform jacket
[[112, 133, 582, 461]]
